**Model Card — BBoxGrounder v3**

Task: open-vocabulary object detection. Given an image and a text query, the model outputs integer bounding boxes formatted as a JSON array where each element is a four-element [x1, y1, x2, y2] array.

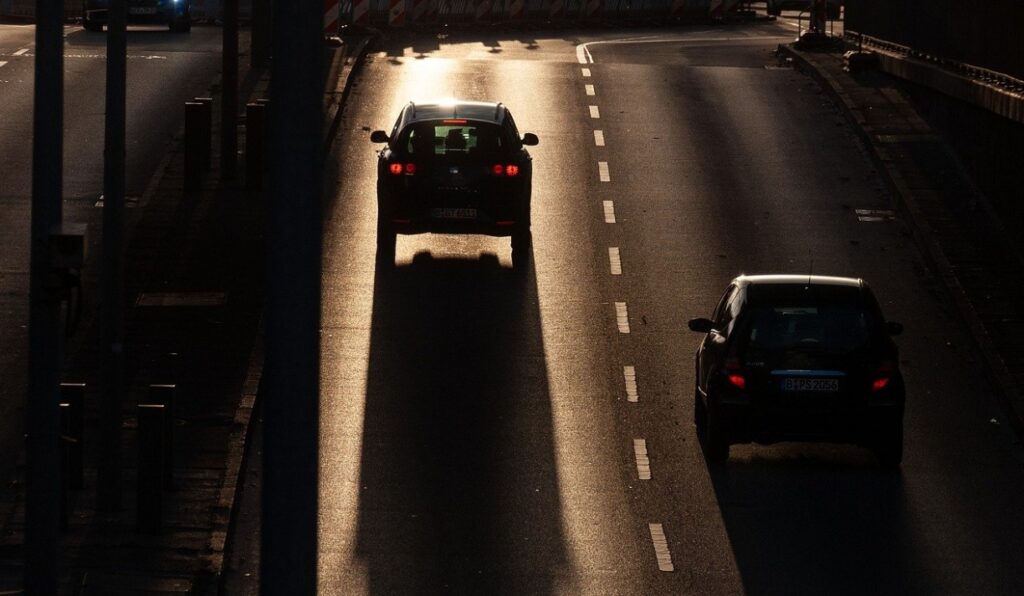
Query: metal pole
[[26, 0, 65, 591], [222, 0, 240, 180], [261, 0, 323, 592], [252, 0, 272, 69], [98, 0, 128, 513]]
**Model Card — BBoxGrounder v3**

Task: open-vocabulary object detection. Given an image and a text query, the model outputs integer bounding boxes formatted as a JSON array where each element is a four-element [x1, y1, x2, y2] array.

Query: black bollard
[[246, 102, 266, 191], [59, 382, 85, 489], [194, 97, 213, 171], [185, 101, 205, 191], [148, 384, 176, 490], [58, 402, 70, 532], [136, 404, 164, 534]]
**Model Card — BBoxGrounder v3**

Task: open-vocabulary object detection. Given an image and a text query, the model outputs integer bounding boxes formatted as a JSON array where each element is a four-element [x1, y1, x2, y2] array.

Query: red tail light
[[724, 358, 745, 389], [727, 374, 746, 390], [492, 164, 504, 176], [404, 163, 416, 174], [389, 162, 416, 176], [505, 164, 520, 177], [872, 377, 890, 391], [872, 361, 895, 392], [491, 164, 520, 177], [389, 163, 403, 175]]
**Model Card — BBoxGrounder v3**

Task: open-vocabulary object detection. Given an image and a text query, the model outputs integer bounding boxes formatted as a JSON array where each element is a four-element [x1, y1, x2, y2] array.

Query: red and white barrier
[[410, 0, 434, 23], [474, 0, 492, 21], [324, 0, 340, 35], [671, 0, 687, 16], [388, 0, 405, 26], [508, 0, 525, 20], [549, 0, 564, 20], [352, 0, 370, 25], [585, 0, 600, 18]]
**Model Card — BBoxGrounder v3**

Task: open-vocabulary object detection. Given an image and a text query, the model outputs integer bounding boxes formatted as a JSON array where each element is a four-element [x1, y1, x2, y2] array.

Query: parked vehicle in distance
[[370, 100, 538, 270], [766, 0, 842, 19], [688, 275, 905, 466], [83, 0, 192, 32]]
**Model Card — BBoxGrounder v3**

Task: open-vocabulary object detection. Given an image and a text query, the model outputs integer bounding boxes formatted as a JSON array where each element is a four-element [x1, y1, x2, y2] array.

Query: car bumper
[[717, 402, 904, 445]]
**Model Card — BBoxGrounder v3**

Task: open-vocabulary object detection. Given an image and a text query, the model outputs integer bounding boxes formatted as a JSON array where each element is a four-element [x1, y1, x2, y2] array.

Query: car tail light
[[389, 162, 416, 176], [492, 164, 504, 176], [872, 361, 895, 392], [727, 374, 746, 390], [505, 164, 520, 177], [491, 164, 520, 177], [724, 358, 745, 390]]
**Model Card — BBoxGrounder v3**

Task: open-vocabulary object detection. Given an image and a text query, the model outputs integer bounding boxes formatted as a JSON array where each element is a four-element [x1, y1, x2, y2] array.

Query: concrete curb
[[778, 43, 1024, 441]]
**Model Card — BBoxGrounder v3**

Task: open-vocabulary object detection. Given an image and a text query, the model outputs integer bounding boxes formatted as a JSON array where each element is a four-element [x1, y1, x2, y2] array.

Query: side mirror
[[370, 130, 389, 143], [886, 321, 903, 336], [688, 318, 714, 333], [521, 133, 539, 146]]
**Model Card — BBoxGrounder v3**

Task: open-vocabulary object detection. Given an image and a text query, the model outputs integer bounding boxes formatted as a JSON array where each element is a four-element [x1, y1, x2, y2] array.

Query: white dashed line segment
[[623, 366, 638, 402], [0, 61, 7, 68], [598, 161, 610, 182], [649, 523, 675, 572], [585, 84, 595, 96], [608, 247, 622, 275], [603, 200, 616, 223], [13, 48, 28, 56], [581, 67, 591, 77], [589, 105, 600, 119], [634, 439, 651, 480], [594, 130, 605, 147], [615, 302, 630, 334]]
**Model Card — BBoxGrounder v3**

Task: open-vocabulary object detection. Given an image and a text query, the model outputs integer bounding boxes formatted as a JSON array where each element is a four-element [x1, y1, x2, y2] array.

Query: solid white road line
[[603, 200, 616, 224], [576, 43, 594, 64], [608, 247, 621, 275], [598, 161, 610, 182], [589, 105, 600, 119], [634, 439, 651, 480], [615, 302, 630, 333], [623, 366, 638, 402], [13, 48, 28, 56], [648, 523, 675, 572], [594, 130, 605, 147], [581, 67, 591, 77], [585, 84, 595, 96]]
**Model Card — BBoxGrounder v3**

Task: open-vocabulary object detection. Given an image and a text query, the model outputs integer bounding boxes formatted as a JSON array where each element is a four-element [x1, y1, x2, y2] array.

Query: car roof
[[734, 274, 865, 289], [402, 100, 507, 125]]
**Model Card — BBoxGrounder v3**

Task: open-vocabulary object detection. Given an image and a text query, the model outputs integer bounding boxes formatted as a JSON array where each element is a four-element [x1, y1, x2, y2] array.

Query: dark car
[[370, 100, 538, 270], [766, 0, 842, 19], [688, 275, 905, 465], [83, 0, 192, 32]]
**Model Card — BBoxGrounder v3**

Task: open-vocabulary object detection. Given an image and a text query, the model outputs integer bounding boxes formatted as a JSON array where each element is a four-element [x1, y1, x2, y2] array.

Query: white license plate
[[431, 208, 477, 220], [782, 378, 839, 392], [129, 7, 160, 14]]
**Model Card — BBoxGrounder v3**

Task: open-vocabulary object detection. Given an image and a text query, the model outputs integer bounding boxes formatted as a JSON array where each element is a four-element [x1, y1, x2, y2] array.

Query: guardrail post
[[194, 97, 213, 172], [184, 101, 205, 191], [149, 384, 176, 490], [136, 404, 164, 534], [60, 382, 85, 490], [246, 102, 266, 191]]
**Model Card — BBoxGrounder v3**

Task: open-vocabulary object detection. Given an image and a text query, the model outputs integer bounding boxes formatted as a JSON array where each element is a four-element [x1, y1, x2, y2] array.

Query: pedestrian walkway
[[780, 42, 1024, 439]]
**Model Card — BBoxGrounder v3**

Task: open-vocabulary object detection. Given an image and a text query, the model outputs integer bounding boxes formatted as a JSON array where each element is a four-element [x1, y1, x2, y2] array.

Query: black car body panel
[[83, 0, 191, 29]]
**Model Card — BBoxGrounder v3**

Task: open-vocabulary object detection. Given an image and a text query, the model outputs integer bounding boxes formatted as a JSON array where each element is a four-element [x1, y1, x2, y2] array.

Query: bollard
[[185, 101, 205, 191], [194, 97, 213, 171], [59, 382, 85, 489], [136, 404, 165, 534], [149, 384, 176, 490], [245, 102, 266, 191], [58, 402, 70, 532]]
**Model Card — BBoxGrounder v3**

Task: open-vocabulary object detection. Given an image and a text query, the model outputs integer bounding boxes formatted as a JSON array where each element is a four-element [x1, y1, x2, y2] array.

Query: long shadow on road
[[354, 251, 571, 595]]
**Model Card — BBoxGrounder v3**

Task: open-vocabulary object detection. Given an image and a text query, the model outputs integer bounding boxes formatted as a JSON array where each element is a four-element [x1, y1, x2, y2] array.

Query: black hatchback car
[[370, 101, 538, 270], [83, 0, 192, 32], [688, 275, 905, 466]]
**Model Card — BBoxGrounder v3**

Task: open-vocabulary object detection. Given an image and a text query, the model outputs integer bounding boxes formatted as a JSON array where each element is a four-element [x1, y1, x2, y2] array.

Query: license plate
[[129, 7, 159, 14], [782, 378, 839, 392], [431, 207, 477, 220]]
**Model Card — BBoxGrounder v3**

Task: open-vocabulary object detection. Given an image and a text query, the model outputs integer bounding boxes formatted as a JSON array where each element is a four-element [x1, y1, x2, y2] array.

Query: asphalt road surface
[[0, 22, 226, 502], [319, 19, 1024, 596]]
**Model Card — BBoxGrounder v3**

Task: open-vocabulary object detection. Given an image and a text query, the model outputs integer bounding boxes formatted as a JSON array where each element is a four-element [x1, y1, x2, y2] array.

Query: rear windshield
[[739, 284, 881, 356], [396, 120, 507, 159]]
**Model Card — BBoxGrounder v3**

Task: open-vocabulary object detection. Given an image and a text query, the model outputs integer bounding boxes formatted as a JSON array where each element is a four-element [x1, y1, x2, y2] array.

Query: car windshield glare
[[399, 121, 506, 160]]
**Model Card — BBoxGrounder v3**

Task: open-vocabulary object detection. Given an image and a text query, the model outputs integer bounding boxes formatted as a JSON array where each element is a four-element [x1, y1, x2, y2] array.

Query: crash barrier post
[[194, 97, 213, 172], [148, 384, 176, 490], [184, 102, 206, 191], [410, 0, 436, 23], [388, 0, 406, 26], [136, 404, 164, 534], [246, 102, 266, 191], [59, 382, 85, 490], [352, 0, 370, 25], [325, 0, 341, 35]]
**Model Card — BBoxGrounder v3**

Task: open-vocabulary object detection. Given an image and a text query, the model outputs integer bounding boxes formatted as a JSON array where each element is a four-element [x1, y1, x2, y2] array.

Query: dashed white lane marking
[[598, 161, 610, 182], [615, 302, 630, 333], [589, 105, 600, 119], [603, 200, 616, 223], [649, 523, 675, 572], [581, 67, 591, 77], [594, 130, 605, 147], [608, 247, 621, 275], [623, 365, 638, 402], [585, 84, 595, 96], [13, 48, 28, 56], [0, 61, 7, 68], [634, 439, 651, 480]]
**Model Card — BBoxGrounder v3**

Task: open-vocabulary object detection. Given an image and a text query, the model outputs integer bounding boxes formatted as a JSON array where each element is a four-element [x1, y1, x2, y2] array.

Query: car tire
[[511, 229, 532, 273], [83, 19, 103, 32], [375, 220, 396, 267], [702, 400, 730, 464], [873, 424, 903, 468]]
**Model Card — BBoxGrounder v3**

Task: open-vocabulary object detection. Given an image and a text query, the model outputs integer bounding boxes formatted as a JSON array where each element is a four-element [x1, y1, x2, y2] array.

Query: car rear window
[[740, 284, 880, 356], [398, 120, 506, 159]]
